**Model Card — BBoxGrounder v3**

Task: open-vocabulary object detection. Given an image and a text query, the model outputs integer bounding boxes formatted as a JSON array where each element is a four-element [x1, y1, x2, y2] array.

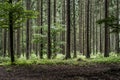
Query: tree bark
[[73, 0, 77, 58], [86, 0, 90, 58], [65, 0, 71, 59], [115, 0, 119, 54], [47, 0, 52, 59], [26, 0, 31, 59], [9, 0, 15, 63], [104, 0, 110, 57]]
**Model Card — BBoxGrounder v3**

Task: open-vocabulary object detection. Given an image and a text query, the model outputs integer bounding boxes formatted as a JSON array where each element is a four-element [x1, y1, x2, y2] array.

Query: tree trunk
[[73, 0, 77, 58], [26, 0, 31, 59], [86, 0, 90, 58], [47, 0, 52, 59], [79, 0, 83, 54], [115, 0, 119, 54], [61, 0, 66, 55], [40, 0, 43, 59], [65, 0, 71, 59], [9, 0, 15, 63], [3, 29, 7, 57], [104, 0, 110, 57], [53, 0, 57, 57], [16, 29, 21, 58]]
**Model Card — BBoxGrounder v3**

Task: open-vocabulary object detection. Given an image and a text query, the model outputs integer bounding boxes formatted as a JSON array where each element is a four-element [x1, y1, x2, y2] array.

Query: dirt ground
[[0, 63, 120, 80]]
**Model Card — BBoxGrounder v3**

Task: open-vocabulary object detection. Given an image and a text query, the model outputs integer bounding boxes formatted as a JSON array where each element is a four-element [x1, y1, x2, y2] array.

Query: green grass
[[0, 53, 120, 66], [89, 56, 120, 63]]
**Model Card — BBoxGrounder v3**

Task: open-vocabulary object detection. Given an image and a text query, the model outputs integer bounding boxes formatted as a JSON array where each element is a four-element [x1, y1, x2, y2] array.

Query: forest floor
[[0, 63, 120, 80]]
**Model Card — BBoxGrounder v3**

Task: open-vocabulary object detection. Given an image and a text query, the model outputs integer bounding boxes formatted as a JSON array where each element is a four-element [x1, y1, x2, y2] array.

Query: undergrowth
[[0, 52, 120, 66]]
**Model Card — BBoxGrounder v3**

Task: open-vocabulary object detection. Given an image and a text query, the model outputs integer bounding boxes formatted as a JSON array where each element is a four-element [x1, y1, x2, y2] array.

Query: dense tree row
[[0, 0, 120, 63]]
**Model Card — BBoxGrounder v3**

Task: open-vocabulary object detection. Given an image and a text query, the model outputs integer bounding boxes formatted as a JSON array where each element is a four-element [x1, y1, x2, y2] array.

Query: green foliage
[[32, 34, 47, 43], [32, 23, 65, 54], [0, 56, 10, 63], [96, 15, 116, 24], [0, 0, 38, 29], [91, 52, 104, 58], [0, 53, 120, 66], [84, 52, 120, 64], [89, 56, 120, 64], [96, 15, 120, 33]]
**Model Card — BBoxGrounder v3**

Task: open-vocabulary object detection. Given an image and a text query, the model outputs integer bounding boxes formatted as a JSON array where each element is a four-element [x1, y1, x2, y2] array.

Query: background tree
[[73, 0, 77, 58], [40, 0, 43, 59], [115, 0, 119, 54]]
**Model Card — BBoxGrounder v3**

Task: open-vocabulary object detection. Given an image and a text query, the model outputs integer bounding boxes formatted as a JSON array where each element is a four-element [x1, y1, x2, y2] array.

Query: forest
[[0, 0, 120, 80]]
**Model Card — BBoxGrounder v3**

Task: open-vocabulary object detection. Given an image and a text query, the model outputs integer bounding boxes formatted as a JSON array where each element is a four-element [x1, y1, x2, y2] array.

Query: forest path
[[0, 63, 120, 80]]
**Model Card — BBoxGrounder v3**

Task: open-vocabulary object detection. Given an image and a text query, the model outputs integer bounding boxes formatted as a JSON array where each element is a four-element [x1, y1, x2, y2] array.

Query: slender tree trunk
[[100, 2, 103, 53], [92, 3, 95, 54], [115, 0, 119, 54], [21, 24, 24, 56], [83, 1, 85, 55], [47, 0, 52, 59], [26, 0, 31, 59], [3, 29, 7, 57], [16, 0, 21, 58], [79, 0, 83, 54], [65, 0, 71, 59], [53, 0, 57, 57], [40, 0, 44, 59], [0, 29, 2, 54], [36, 0, 40, 56], [16, 29, 21, 58], [61, 0, 65, 55], [89, 0, 92, 54], [9, 0, 15, 63], [17, 0, 21, 58], [86, 0, 90, 58], [95, 13, 98, 54], [73, 0, 77, 58], [104, 0, 109, 57]]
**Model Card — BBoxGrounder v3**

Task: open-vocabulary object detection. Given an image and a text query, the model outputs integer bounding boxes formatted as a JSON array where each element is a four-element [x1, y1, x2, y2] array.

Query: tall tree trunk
[[16, 0, 21, 58], [115, 0, 119, 54], [95, 13, 98, 54], [39, 0, 44, 59], [86, 0, 90, 58], [89, 0, 92, 54], [100, 1, 103, 53], [65, 0, 71, 59], [47, 0, 51, 59], [79, 0, 83, 54], [16, 28, 20, 58], [26, 0, 31, 59], [61, 0, 65, 55], [0, 29, 2, 54], [21, 24, 25, 56], [92, 3, 95, 54], [104, 0, 110, 57], [9, 0, 15, 63], [36, 0, 40, 57], [83, 1, 86, 55], [3, 29, 7, 57], [53, 0, 57, 57], [73, 0, 77, 58]]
